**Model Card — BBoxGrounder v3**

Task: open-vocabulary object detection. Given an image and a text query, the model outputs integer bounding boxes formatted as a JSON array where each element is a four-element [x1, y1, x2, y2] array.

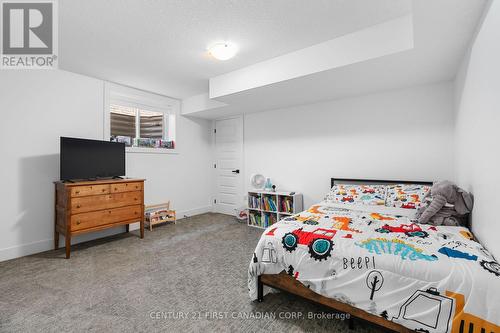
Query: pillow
[[321, 201, 418, 220], [385, 184, 430, 209], [324, 184, 386, 206]]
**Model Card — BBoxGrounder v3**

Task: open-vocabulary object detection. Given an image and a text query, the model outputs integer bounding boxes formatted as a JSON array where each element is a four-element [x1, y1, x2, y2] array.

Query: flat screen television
[[60, 137, 125, 181]]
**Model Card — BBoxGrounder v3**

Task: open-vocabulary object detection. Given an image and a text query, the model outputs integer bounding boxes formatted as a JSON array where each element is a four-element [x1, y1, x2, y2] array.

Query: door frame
[[212, 115, 244, 215]]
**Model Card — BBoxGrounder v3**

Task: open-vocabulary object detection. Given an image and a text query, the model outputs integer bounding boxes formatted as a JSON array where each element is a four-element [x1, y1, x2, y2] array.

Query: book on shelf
[[263, 196, 277, 211], [249, 195, 260, 209], [281, 198, 293, 213], [270, 213, 276, 225], [248, 190, 302, 229], [261, 213, 277, 228], [249, 212, 262, 227]]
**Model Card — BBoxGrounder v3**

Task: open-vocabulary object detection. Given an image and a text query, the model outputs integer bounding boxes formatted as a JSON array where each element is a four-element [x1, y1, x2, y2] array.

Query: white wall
[[0, 70, 213, 261], [244, 82, 455, 208], [454, 1, 500, 259]]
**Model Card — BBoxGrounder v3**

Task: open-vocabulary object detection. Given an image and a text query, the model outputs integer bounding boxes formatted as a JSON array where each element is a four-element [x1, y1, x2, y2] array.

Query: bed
[[248, 178, 500, 333]]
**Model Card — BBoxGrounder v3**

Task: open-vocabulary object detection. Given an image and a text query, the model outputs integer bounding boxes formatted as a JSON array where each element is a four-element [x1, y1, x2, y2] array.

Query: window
[[110, 104, 136, 139], [105, 83, 178, 152], [139, 110, 163, 139]]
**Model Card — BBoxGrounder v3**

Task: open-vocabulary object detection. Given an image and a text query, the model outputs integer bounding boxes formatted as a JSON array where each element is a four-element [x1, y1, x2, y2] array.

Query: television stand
[[54, 178, 145, 258]]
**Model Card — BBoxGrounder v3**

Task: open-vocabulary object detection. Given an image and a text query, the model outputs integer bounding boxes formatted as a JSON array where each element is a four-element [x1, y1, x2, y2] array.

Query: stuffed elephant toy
[[417, 180, 474, 226]]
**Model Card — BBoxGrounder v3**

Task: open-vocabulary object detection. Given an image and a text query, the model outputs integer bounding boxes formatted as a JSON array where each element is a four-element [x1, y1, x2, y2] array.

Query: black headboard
[[328, 178, 474, 228], [331, 178, 433, 188]]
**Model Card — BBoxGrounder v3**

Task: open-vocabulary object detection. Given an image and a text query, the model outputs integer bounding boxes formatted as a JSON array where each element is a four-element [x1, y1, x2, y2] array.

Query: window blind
[[110, 104, 136, 138]]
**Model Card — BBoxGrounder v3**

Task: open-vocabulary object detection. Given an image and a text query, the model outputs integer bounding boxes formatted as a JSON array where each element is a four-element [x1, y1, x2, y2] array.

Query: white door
[[215, 117, 243, 216]]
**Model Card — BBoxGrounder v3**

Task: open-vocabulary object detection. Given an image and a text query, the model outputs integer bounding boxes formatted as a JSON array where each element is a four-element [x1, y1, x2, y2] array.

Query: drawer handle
[[102, 189, 106, 192], [76, 204, 81, 208], [75, 190, 80, 194], [108, 211, 112, 214], [114, 188, 118, 191], [76, 220, 81, 225], [126, 184, 128, 186], [134, 198, 138, 201]]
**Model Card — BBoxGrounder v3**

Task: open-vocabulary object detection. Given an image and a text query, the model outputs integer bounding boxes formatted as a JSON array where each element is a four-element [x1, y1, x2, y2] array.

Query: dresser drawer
[[70, 184, 110, 197], [71, 191, 142, 214], [71, 205, 142, 231], [110, 182, 143, 193]]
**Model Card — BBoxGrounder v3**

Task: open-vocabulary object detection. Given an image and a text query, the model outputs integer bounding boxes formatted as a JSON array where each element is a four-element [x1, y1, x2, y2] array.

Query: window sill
[[126, 147, 179, 155]]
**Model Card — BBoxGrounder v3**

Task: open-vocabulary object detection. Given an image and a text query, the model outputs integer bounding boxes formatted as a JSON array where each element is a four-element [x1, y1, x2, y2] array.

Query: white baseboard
[[0, 205, 214, 262], [127, 205, 213, 231], [0, 239, 54, 263], [177, 205, 214, 219]]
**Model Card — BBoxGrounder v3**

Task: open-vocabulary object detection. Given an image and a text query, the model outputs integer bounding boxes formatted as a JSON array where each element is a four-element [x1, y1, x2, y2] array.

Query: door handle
[[232, 169, 240, 174]]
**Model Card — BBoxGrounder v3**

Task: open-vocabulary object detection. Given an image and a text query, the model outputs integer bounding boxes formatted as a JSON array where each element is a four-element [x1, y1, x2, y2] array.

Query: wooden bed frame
[[257, 178, 433, 333]]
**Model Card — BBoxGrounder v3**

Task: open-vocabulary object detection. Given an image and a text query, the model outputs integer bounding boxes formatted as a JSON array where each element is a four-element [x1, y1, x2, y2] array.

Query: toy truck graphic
[[375, 223, 429, 238], [401, 202, 416, 209], [392, 289, 500, 333], [341, 196, 355, 203], [445, 291, 500, 333], [392, 288, 453, 333], [282, 214, 321, 225], [362, 187, 375, 194], [282, 228, 336, 261]]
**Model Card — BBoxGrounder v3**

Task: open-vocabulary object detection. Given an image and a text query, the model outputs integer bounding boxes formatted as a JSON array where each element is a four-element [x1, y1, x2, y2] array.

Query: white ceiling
[[185, 0, 489, 118], [59, 0, 487, 117], [59, 0, 411, 98]]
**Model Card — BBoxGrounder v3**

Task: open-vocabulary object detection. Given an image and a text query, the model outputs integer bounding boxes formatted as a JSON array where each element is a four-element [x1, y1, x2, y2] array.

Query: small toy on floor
[[145, 201, 176, 231]]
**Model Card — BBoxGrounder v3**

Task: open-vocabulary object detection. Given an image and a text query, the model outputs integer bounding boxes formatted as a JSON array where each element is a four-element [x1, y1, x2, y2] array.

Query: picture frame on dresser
[[54, 178, 145, 258]]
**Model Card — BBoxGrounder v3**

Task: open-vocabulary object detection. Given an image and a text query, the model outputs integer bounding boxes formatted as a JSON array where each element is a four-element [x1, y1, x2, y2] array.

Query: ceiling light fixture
[[208, 42, 238, 61]]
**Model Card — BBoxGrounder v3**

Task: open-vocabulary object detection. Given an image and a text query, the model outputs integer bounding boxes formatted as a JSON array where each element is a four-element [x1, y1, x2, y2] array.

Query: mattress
[[248, 203, 500, 333]]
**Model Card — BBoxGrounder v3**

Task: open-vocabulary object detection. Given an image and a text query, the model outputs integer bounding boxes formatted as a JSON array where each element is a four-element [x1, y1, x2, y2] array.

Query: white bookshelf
[[247, 190, 303, 229]]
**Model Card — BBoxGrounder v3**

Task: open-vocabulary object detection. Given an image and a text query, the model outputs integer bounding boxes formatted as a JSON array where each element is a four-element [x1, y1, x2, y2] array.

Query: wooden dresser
[[54, 178, 145, 258]]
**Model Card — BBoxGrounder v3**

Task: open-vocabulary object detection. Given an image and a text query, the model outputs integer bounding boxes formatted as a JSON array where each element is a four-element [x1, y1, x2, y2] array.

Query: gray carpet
[[0, 213, 382, 333]]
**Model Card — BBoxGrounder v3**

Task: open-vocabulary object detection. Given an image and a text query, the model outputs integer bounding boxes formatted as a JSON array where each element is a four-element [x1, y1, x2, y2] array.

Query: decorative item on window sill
[[110, 135, 132, 146], [158, 140, 175, 149], [135, 138, 175, 149], [111, 136, 175, 149]]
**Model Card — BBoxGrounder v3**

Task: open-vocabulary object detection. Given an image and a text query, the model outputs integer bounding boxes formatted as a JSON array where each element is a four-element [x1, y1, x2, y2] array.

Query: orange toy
[[446, 291, 500, 333], [332, 216, 361, 233], [460, 230, 474, 240], [307, 205, 323, 214], [410, 194, 421, 203], [370, 213, 395, 221], [293, 214, 321, 223]]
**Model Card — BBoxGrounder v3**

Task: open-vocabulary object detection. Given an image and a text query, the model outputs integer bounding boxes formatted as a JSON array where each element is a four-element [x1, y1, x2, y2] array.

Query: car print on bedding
[[341, 196, 355, 203], [400, 202, 416, 209], [375, 223, 429, 238], [282, 228, 337, 261], [283, 214, 321, 225]]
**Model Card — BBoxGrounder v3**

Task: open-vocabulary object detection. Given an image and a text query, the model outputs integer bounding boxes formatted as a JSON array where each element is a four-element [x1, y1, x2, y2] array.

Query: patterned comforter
[[248, 203, 500, 333]]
